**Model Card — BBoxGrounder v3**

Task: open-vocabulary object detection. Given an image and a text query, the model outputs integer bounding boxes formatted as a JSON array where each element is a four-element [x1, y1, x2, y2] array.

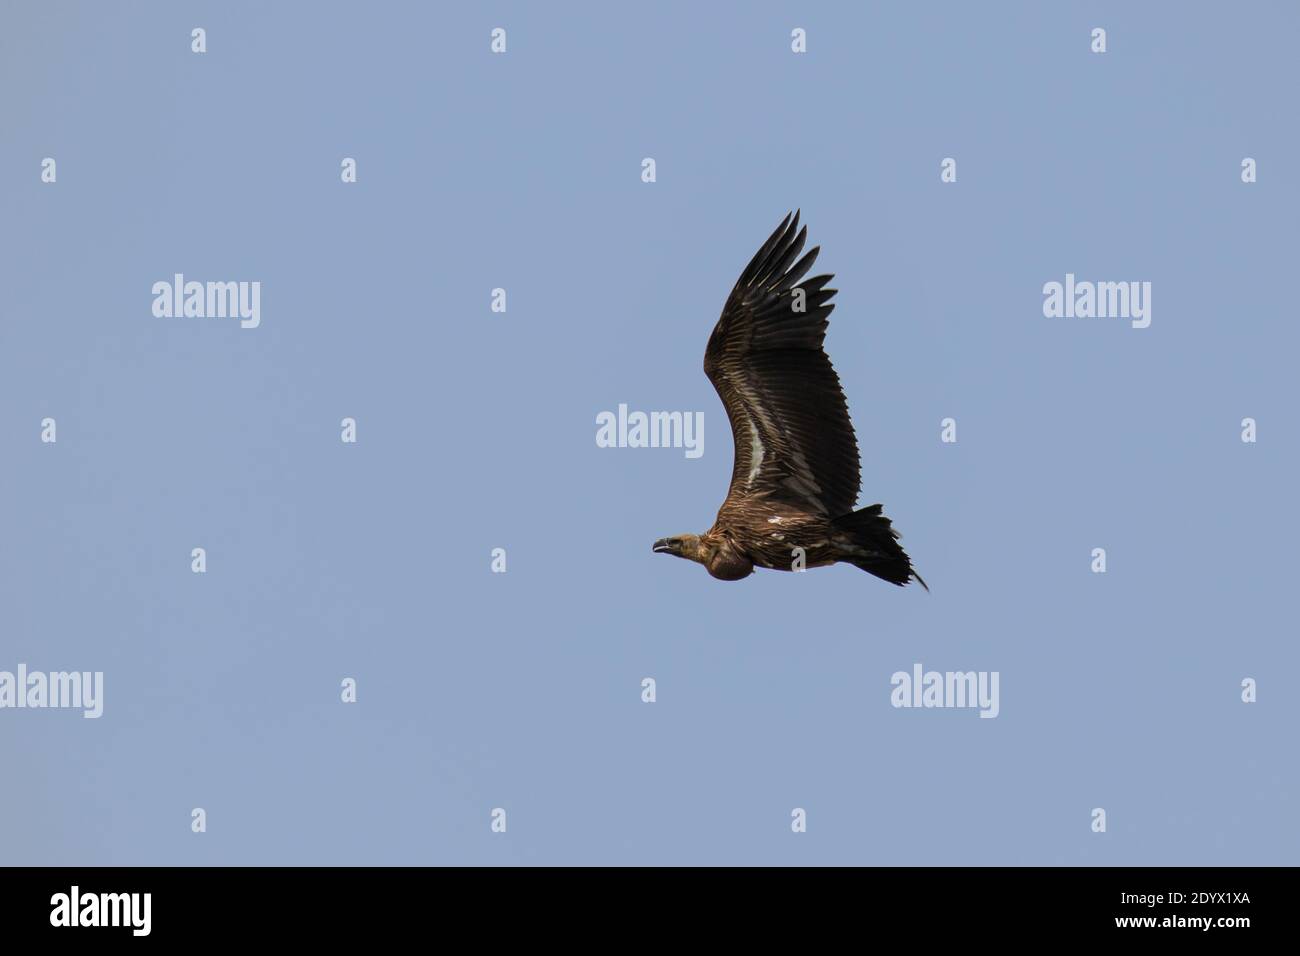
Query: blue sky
[[1, 1, 1295, 865]]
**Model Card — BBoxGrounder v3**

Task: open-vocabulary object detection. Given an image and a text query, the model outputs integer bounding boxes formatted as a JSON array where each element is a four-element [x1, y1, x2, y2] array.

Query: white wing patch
[[745, 416, 765, 487], [738, 394, 825, 510]]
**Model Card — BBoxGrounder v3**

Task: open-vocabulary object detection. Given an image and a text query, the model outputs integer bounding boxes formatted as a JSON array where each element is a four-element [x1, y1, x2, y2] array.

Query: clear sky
[[1, 1, 1295, 865]]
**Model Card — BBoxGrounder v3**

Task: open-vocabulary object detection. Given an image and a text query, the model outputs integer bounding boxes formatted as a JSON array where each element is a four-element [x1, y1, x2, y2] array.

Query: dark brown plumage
[[653, 212, 926, 587]]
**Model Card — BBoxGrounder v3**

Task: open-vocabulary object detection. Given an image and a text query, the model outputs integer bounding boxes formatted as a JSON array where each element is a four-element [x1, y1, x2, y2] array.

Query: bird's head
[[652, 533, 704, 563]]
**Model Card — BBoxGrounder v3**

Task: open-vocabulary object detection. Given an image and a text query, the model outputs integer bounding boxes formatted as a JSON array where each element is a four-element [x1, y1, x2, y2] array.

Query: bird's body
[[654, 212, 926, 588]]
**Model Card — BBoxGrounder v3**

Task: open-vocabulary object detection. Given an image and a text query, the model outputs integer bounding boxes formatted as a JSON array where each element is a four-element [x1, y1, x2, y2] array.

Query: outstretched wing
[[703, 211, 860, 517]]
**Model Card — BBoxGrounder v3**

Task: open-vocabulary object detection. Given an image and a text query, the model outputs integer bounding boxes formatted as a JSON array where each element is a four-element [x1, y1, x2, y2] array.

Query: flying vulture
[[653, 212, 926, 588]]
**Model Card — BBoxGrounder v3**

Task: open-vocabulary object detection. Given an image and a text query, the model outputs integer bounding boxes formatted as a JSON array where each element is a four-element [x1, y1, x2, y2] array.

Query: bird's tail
[[833, 505, 928, 590]]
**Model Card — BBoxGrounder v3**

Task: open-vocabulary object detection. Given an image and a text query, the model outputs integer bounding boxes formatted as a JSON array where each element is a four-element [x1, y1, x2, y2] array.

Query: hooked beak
[[652, 538, 674, 554]]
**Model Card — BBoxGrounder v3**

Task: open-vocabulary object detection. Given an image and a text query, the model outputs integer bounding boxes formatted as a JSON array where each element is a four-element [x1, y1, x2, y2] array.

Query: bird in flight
[[653, 212, 926, 588]]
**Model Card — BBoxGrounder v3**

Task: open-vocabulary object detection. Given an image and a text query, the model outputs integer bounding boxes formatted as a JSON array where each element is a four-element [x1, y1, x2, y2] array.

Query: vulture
[[653, 212, 926, 588]]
